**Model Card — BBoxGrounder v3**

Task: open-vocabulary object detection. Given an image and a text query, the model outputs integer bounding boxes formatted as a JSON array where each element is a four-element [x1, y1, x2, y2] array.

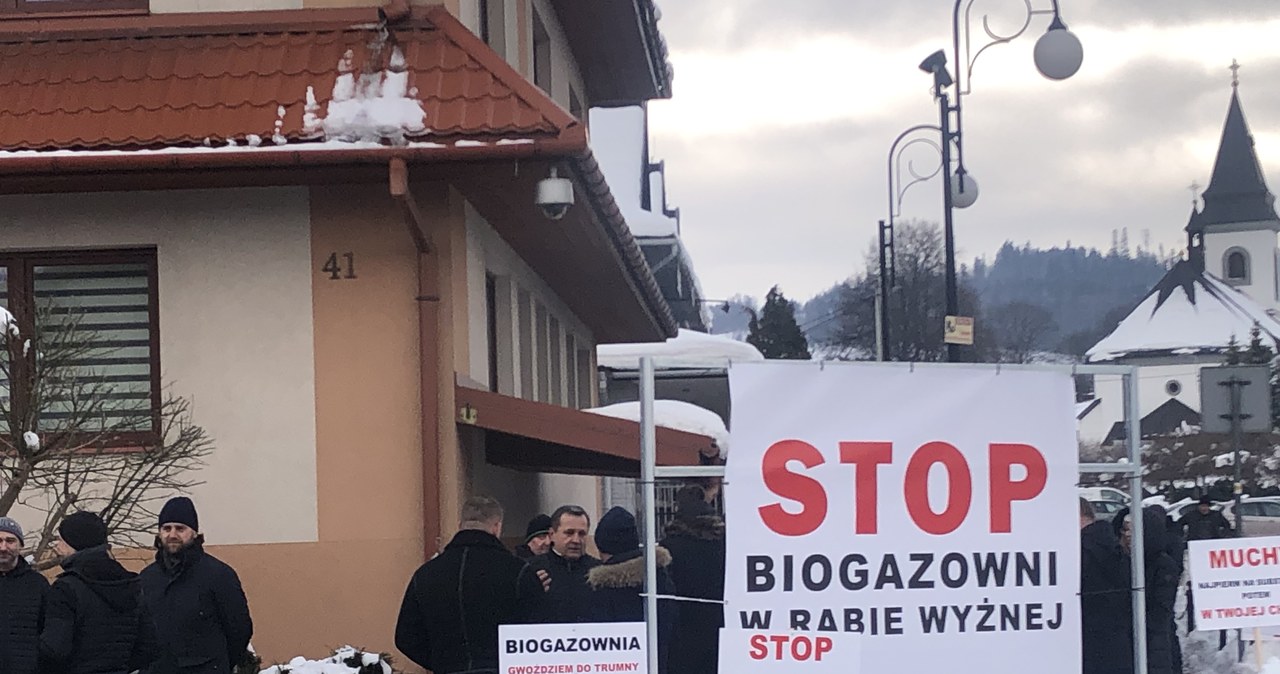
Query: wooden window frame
[[0, 247, 161, 449]]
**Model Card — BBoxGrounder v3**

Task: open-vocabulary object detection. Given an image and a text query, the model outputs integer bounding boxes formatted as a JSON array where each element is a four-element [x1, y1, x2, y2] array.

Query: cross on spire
[[1230, 59, 1241, 89], [1189, 180, 1202, 205]]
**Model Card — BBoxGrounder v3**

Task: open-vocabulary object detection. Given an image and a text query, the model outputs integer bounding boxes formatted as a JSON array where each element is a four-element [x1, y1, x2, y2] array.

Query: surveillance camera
[[536, 168, 574, 220]]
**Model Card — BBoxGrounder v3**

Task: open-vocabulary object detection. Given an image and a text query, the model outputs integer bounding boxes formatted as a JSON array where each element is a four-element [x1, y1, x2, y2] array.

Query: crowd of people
[[0, 483, 726, 674], [395, 482, 726, 674], [1079, 495, 1236, 674], [0, 480, 1248, 674], [0, 496, 253, 674]]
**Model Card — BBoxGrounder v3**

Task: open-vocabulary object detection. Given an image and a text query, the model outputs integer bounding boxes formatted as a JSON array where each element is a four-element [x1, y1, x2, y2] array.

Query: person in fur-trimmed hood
[[585, 507, 677, 673], [659, 485, 725, 674]]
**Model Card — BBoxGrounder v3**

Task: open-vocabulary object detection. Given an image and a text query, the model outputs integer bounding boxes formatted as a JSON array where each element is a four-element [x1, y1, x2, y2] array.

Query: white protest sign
[[499, 623, 647, 674], [1189, 536, 1280, 630], [722, 362, 1081, 674]]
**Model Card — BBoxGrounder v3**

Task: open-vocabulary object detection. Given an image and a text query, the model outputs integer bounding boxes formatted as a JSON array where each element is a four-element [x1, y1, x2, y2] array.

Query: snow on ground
[[597, 329, 764, 370], [587, 399, 729, 457], [1177, 554, 1280, 673], [260, 646, 391, 674]]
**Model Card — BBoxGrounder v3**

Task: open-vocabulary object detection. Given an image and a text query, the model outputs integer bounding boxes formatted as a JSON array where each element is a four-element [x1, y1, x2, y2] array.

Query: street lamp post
[[880, 125, 943, 361], [918, 0, 1083, 362]]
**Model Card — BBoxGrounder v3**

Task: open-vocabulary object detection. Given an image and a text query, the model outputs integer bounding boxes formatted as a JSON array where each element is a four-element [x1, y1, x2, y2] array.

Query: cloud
[[657, 0, 1280, 52], [648, 49, 1280, 300]]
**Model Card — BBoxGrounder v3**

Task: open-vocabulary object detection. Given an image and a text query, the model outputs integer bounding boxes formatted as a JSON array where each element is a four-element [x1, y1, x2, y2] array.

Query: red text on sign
[[758, 441, 1048, 536], [748, 634, 834, 662], [1209, 547, 1280, 569]]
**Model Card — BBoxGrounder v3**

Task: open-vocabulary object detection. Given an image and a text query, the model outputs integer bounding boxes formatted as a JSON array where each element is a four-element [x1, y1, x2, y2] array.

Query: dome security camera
[[536, 168, 574, 220]]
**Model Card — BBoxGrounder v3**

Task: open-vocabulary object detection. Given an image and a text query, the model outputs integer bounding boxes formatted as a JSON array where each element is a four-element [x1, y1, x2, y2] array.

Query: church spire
[[1194, 61, 1280, 231]]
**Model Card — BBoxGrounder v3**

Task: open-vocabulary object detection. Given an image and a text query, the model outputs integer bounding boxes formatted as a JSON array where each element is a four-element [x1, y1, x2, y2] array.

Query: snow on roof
[[1086, 260, 1280, 361], [586, 399, 729, 458], [589, 107, 645, 208], [597, 329, 765, 370], [588, 106, 680, 238]]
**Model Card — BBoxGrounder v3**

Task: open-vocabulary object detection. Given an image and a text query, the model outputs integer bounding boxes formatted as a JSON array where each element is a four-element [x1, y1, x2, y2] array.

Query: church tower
[[1186, 63, 1280, 314]]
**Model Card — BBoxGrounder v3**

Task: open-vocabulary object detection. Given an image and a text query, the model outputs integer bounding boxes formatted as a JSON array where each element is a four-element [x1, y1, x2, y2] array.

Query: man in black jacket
[[517, 505, 600, 623], [40, 510, 157, 674], [1178, 496, 1232, 541], [1079, 499, 1132, 674], [395, 496, 528, 674], [660, 486, 725, 674], [0, 517, 48, 674], [585, 507, 676, 674], [139, 497, 253, 674]]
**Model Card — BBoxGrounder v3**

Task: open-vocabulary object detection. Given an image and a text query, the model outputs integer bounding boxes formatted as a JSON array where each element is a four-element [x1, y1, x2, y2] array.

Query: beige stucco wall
[[0, 188, 320, 546]]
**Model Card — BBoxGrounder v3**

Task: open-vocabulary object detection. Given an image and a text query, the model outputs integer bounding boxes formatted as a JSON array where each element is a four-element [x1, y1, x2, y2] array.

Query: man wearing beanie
[[515, 514, 552, 560], [0, 516, 49, 674], [585, 507, 676, 673], [516, 505, 600, 623], [139, 496, 254, 674], [40, 511, 158, 674]]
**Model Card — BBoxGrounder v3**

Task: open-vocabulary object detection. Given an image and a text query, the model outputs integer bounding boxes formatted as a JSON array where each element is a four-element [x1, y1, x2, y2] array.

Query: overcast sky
[[644, 0, 1280, 302]]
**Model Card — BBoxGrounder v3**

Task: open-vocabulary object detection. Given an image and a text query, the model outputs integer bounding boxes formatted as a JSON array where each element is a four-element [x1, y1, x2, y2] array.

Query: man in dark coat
[[1177, 497, 1232, 541], [40, 510, 158, 674], [1079, 499, 1133, 674], [516, 505, 600, 623], [585, 507, 676, 674], [395, 496, 528, 674], [659, 485, 724, 674], [0, 517, 49, 674], [139, 497, 253, 674], [514, 514, 552, 561], [1113, 505, 1180, 674]]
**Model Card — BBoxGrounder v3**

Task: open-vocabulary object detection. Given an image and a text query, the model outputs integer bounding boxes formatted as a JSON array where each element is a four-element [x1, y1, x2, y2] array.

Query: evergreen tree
[[1246, 322, 1275, 365], [747, 286, 811, 359], [1224, 334, 1242, 365]]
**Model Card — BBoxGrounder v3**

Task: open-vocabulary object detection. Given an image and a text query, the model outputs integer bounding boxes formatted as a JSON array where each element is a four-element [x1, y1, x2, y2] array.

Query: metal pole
[[938, 89, 959, 363], [877, 219, 890, 361], [1230, 377, 1245, 536], [1124, 369, 1148, 674], [639, 356, 660, 674]]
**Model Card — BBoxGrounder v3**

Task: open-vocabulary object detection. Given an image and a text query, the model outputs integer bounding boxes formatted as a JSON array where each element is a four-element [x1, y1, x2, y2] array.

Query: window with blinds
[[0, 249, 158, 442]]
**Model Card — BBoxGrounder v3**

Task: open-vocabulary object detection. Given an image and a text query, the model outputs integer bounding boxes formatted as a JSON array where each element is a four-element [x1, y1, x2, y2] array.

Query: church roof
[[1086, 259, 1280, 362], [1188, 87, 1280, 232]]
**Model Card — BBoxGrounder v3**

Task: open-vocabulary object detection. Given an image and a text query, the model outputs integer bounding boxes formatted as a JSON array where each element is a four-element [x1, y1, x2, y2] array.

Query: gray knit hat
[[0, 517, 24, 546]]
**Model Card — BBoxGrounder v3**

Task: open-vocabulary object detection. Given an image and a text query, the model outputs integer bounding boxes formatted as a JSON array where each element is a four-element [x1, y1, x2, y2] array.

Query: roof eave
[[549, 0, 673, 105]]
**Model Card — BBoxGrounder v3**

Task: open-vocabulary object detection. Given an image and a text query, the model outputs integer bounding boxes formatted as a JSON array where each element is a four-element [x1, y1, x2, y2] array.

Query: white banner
[[1189, 536, 1280, 631], [499, 623, 648, 674], [723, 362, 1081, 674]]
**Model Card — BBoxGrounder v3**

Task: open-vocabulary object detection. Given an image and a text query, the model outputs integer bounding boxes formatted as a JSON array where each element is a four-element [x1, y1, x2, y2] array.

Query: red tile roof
[[0, 4, 677, 340], [0, 4, 578, 151]]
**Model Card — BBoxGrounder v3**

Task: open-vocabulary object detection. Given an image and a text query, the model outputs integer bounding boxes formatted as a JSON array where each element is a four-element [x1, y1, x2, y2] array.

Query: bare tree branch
[[0, 300, 213, 562]]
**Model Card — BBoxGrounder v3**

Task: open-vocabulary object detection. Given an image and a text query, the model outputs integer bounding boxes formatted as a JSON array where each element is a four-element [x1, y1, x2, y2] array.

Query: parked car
[[1221, 498, 1280, 538], [1080, 486, 1131, 504], [1090, 499, 1127, 522]]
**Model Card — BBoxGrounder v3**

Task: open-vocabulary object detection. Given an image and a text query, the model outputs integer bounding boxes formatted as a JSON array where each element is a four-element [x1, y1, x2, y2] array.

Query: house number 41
[[322, 253, 357, 280]]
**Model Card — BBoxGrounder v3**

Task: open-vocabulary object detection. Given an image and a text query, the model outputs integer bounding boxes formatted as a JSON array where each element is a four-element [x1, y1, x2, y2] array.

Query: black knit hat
[[159, 496, 199, 531], [525, 514, 552, 543], [59, 511, 108, 551], [595, 506, 639, 555]]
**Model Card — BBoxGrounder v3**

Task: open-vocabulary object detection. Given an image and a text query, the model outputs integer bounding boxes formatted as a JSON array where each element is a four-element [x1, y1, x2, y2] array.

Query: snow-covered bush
[[260, 646, 395, 674]]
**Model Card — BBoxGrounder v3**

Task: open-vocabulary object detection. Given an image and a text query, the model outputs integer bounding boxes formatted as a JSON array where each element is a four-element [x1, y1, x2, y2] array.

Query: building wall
[[0, 184, 440, 667], [0, 188, 320, 545], [461, 203, 603, 536], [1078, 364, 1204, 445], [1203, 226, 1280, 311]]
